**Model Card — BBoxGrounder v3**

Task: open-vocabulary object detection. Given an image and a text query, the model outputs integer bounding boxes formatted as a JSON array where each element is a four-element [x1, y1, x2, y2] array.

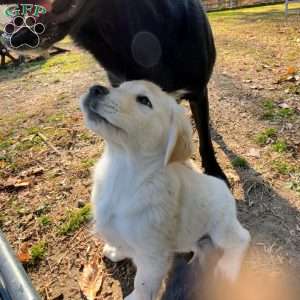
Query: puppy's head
[[80, 80, 193, 164]]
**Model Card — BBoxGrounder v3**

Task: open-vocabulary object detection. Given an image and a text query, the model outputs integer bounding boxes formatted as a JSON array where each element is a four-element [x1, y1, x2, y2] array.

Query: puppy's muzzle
[[90, 85, 109, 97], [86, 85, 109, 112]]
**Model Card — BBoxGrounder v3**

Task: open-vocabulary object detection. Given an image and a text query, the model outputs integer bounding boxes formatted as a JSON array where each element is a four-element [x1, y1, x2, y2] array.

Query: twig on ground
[[56, 225, 92, 265], [37, 132, 61, 156]]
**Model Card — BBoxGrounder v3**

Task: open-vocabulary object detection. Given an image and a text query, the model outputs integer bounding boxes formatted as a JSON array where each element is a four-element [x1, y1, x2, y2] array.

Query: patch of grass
[[231, 156, 248, 168], [16, 207, 29, 217], [287, 170, 300, 194], [30, 241, 47, 263], [59, 204, 92, 235], [287, 176, 300, 194], [272, 139, 288, 153], [255, 128, 277, 145], [0, 131, 14, 150], [0, 139, 13, 150], [40, 52, 93, 75], [261, 101, 296, 120], [26, 127, 41, 135], [47, 113, 65, 123], [78, 132, 94, 142], [262, 100, 276, 120], [15, 135, 43, 151], [276, 107, 295, 119], [263, 100, 275, 110], [81, 158, 97, 170], [272, 160, 292, 175], [38, 215, 52, 227]]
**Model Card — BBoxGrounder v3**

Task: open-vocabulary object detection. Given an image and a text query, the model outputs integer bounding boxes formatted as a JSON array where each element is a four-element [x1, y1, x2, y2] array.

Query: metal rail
[[0, 231, 41, 300]]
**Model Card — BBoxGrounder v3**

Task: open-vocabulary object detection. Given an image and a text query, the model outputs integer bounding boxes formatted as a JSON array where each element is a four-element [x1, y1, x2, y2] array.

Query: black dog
[[1, 0, 228, 184]]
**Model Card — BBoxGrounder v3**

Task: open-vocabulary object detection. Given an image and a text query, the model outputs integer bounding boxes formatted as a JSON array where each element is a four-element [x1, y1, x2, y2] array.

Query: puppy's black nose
[[90, 85, 109, 97]]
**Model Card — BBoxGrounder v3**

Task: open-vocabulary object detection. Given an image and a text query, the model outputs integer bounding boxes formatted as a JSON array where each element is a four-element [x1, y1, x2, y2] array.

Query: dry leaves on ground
[[79, 254, 105, 300], [17, 242, 31, 264]]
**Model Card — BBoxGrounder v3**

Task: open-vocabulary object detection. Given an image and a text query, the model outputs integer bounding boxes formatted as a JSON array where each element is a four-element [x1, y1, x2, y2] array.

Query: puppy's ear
[[164, 105, 193, 166]]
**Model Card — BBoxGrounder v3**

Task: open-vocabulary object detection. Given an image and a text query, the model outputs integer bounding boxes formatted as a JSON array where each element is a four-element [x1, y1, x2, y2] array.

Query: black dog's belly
[[71, 0, 215, 92]]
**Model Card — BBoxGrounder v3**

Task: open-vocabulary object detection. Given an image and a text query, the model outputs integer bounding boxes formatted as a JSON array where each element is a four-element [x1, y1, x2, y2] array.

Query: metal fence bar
[[0, 231, 41, 300], [202, 0, 285, 11], [285, 0, 300, 16], [0, 274, 12, 300]]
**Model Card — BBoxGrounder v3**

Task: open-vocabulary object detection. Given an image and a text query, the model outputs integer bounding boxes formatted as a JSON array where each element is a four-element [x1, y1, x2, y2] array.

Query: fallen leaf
[[0, 178, 31, 191], [20, 167, 44, 177], [17, 243, 31, 263], [79, 255, 104, 300], [262, 64, 272, 69], [278, 103, 290, 109], [14, 181, 30, 188], [287, 75, 297, 82], [247, 148, 260, 158], [287, 66, 297, 75]]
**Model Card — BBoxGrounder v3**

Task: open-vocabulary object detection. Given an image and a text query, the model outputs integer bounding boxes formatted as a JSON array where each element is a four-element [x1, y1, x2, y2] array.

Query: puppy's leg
[[211, 221, 250, 282], [103, 243, 127, 262], [125, 255, 171, 300]]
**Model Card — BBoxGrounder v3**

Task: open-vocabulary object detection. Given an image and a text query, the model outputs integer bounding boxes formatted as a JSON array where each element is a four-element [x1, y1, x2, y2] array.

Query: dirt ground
[[0, 3, 299, 300]]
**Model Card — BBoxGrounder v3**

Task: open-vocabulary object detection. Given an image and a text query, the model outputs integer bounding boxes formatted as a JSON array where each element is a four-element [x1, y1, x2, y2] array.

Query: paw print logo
[[4, 16, 45, 49]]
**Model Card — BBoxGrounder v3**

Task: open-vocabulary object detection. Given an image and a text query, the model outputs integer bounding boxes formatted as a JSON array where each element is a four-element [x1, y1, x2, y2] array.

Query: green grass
[[272, 139, 288, 153], [262, 100, 276, 120], [47, 113, 65, 123], [231, 156, 248, 168], [30, 241, 47, 263], [78, 132, 94, 142], [288, 176, 300, 194], [15, 135, 44, 151], [40, 52, 94, 75], [272, 161, 292, 175], [255, 128, 277, 145], [276, 107, 295, 119], [262, 100, 296, 121], [38, 215, 52, 227], [81, 158, 97, 170], [26, 127, 41, 135], [0, 139, 13, 150], [59, 204, 92, 235]]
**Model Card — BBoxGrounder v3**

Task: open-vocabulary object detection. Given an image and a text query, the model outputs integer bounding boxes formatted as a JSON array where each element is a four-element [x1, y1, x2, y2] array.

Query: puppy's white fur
[[80, 81, 250, 300]]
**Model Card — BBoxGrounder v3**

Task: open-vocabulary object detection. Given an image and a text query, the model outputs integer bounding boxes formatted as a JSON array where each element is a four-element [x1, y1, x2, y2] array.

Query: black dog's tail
[[161, 254, 203, 300], [161, 240, 223, 300]]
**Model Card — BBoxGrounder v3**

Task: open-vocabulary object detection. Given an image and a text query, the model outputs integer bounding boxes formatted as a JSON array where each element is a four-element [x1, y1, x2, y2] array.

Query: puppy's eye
[[136, 95, 153, 109]]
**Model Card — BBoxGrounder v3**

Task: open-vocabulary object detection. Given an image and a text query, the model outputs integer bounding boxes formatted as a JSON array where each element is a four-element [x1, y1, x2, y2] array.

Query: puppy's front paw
[[214, 257, 240, 283], [103, 244, 126, 262]]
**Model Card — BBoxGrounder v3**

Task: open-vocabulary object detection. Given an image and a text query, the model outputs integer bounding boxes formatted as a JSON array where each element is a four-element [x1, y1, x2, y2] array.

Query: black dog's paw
[[4, 16, 45, 49]]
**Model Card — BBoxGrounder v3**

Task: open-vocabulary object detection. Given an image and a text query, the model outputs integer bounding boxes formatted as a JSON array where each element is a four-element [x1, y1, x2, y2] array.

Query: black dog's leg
[[189, 88, 229, 186], [107, 72, 124, 88]]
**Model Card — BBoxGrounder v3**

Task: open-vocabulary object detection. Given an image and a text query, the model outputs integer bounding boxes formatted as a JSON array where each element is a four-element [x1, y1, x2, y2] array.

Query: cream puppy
[[80, 81, 250, 300]]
